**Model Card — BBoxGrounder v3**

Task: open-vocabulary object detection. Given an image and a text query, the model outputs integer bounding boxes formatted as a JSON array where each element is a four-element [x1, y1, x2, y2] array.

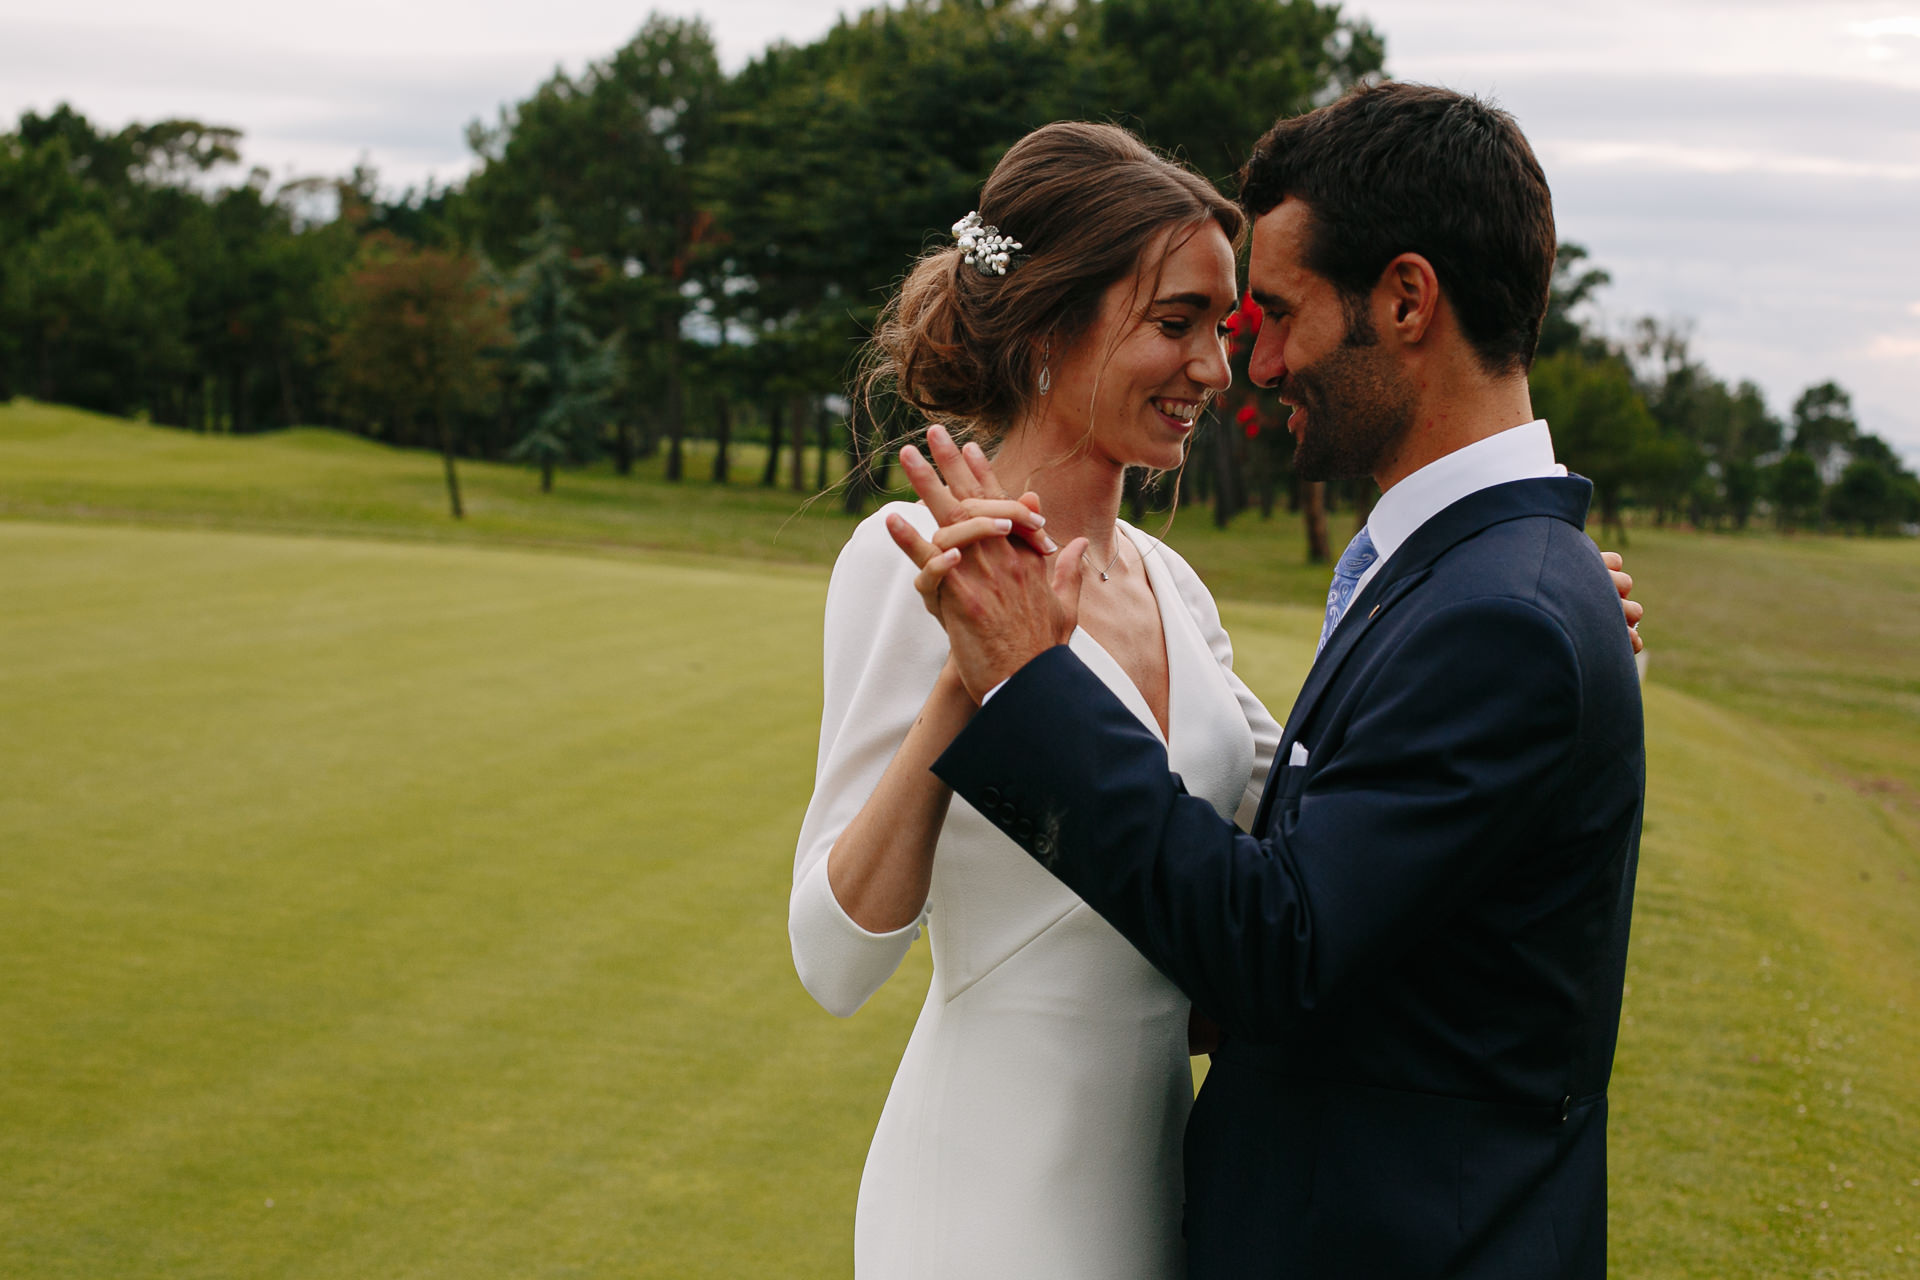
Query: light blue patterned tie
[[1315, 527, 1379, 655]]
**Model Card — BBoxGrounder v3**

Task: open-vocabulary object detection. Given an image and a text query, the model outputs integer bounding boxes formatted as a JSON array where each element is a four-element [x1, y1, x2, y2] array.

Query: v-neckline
[[1070, 520, 1180, 747]]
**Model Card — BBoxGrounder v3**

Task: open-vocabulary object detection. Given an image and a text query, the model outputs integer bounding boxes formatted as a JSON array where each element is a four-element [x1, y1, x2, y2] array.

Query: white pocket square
[[1288, 742, 1310, 767]]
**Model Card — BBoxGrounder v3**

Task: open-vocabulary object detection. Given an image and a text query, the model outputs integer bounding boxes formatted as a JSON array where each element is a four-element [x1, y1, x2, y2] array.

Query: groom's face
[[1247, 200, 1414, 482]]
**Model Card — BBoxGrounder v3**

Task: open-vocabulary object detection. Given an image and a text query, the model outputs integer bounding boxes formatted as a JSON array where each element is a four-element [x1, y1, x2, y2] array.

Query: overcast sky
[[4, 0, 1917, 461]]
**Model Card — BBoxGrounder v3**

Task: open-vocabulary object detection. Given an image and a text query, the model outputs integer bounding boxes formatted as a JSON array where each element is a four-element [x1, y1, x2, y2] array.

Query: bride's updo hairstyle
[[863, 121, 1244, 444]]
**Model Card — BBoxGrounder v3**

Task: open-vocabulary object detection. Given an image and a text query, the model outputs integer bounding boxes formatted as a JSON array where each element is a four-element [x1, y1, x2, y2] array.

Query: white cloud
[[1540, 139, 1920, 182], [1848, 16, 1920, 39], [1866, 335, 1920, 360], [1352, 0, 1920, 90]]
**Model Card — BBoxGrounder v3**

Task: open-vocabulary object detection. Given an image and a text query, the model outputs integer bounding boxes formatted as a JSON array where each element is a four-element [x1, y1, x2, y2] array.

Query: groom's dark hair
[[1239, 81, 1556, 375]]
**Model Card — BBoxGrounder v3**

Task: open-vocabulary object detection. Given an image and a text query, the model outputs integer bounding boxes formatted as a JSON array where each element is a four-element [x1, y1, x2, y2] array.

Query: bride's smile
[[1033, 220, 1240, 477]]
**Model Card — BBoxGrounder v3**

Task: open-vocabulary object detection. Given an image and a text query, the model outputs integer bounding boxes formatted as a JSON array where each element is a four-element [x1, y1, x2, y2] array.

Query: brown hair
[[860, 121, 1244, 443], [1239, 81, 1556, 376]]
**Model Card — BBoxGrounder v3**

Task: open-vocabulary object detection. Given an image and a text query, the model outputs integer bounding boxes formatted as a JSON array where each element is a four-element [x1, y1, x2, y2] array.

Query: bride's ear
[[1380, 253, 1440, 345]]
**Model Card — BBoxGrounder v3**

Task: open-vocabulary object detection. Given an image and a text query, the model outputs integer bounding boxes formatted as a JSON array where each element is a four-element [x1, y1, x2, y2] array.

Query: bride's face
[[1041, 220, 1238, 473]]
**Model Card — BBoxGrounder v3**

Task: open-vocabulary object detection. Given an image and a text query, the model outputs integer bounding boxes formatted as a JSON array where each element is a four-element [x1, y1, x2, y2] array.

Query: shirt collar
[[1365, 419, 1566, 563]]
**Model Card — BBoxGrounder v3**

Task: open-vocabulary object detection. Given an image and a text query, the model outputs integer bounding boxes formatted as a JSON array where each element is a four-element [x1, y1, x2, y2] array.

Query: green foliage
[[2, 211, 186, 412], [1830, 457, 1898, 534], [466, 14, 721, 286], [463, 14, 724, 472], [1528, 349, 1658, 537], [1545, 289, 1914, 537], [710, 0, 1093, 384], [1790, 380, 1857, 481], [505, 207, 621, 491], [1, 8, 1912, 525], [1092, 0, 1383, 187], [0, 106, 363, 431], [1536, 242, 1612, 361], [328, 233, 510, 515], [329, 234, 508, 436], [1769, 451, 1825, 531], [1722, 457, 1762, 530]]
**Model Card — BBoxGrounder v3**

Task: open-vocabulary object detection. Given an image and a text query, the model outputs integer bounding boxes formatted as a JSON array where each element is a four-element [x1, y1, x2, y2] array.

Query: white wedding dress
[[790, 502, 1281, 1280]]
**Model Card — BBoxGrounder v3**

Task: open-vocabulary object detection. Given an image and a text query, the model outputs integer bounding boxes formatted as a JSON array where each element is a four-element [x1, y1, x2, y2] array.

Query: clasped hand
[[884, 425, 1092, 703]]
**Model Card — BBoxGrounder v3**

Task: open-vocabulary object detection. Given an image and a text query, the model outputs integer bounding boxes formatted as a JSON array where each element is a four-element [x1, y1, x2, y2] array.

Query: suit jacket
[[933, 477, 1645, 1279]]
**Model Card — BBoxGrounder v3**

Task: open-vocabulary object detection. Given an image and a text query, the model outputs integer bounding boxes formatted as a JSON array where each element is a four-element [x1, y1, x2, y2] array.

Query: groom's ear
[[1379, 253, 1441, 348]]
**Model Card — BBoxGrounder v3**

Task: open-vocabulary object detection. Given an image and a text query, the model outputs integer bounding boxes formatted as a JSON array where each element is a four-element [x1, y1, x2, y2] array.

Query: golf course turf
[[3, 402, 1917, 1276]]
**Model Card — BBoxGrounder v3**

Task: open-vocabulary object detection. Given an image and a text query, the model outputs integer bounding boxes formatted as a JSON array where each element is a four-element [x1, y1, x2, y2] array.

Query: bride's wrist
[[935, 655, 974, 704]]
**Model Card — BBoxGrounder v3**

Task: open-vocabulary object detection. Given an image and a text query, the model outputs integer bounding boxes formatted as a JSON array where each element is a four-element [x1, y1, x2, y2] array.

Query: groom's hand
[[885, 426, 1088, 703]]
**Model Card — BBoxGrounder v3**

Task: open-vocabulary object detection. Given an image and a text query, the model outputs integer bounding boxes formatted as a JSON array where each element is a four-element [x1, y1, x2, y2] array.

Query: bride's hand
[[1600, 551, 1644, 653], [894, 488, 1055, 624]]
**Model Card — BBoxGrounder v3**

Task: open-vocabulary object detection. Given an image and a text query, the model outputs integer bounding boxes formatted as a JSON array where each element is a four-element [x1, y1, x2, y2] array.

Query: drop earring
[[1038, 338, 1052, 396]]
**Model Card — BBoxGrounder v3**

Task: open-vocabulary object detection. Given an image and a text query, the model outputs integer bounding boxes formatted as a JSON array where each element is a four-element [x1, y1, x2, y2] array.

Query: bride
[[789, 121, 1637, 1278]]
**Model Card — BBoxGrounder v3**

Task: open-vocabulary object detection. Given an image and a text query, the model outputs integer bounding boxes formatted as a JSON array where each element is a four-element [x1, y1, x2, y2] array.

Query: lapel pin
[[1369, 605, 1380, 619]]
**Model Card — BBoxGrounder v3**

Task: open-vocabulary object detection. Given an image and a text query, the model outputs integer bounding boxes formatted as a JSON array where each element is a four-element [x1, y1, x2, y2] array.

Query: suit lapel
[[1253, 476, 1595, 836], [1252, 570, 1427, 834], [1278, 569, 1428, 748]]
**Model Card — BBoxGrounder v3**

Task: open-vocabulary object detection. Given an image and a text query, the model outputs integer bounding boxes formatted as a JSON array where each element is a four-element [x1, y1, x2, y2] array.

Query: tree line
[[2, 0, 1913, 541]]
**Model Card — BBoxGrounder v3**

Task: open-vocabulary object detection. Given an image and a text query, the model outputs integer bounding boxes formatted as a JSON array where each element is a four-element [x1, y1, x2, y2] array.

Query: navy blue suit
[[933, 477, 1644, 1278]]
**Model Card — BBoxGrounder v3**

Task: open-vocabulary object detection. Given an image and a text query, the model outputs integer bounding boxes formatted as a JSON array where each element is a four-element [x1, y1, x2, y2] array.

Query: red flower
[[1224, 291, 1263, 355]]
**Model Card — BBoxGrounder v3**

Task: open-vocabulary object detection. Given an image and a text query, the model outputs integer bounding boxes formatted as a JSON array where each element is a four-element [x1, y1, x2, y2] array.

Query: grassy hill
[[2, 401, 1917, 1276], [0, 398, 863, 569]]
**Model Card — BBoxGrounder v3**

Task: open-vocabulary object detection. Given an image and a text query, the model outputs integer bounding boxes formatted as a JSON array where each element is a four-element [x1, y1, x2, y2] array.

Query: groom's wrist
[[973, 641, 1071, 705]]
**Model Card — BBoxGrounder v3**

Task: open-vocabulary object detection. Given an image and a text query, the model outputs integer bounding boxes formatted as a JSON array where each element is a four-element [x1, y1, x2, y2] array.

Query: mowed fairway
[[4, 406, 1920, 1276], [0, 522, 928, 1276]]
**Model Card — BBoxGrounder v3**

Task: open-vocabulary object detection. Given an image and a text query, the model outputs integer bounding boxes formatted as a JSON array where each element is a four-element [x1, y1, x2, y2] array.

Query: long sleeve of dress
[[789, 503, 950, 1017], [1150, 538, 1285, 830]]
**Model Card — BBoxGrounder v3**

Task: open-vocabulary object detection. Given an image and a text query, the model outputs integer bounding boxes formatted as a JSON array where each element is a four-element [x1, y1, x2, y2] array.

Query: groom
[[888, 83, 1644, 1278]]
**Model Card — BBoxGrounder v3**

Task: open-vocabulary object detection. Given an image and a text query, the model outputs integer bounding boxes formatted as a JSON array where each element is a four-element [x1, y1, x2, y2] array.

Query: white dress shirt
[[1351, 418, 1566, 598]]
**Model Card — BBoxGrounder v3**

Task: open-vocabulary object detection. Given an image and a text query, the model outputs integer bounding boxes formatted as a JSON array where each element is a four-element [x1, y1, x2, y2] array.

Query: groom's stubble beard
[[1288, 306, 1416, 483]]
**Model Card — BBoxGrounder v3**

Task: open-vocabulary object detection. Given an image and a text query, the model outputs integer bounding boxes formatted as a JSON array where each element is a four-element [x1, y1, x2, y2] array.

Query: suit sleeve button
[[981, 786, 1002, 806]]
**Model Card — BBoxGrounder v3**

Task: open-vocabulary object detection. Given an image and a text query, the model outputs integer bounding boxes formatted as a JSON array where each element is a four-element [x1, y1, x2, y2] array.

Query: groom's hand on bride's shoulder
[[884, 425, 1088, 703]]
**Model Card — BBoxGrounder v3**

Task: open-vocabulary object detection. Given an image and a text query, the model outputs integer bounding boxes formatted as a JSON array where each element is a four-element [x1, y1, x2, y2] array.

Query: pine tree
[[507, 203, 619, 492]]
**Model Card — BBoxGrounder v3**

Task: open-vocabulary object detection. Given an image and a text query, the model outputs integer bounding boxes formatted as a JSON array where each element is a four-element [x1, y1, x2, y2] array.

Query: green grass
[[0, 398, 866, 568], [0, 398, 1347, 602], [3, 401, 1919, 1276], [0, 521, 926, 1276], [1618, 529, 1920, 850]]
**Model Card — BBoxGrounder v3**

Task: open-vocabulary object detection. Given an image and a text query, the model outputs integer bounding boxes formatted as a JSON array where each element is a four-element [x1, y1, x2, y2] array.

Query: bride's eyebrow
[[1151, 291, 1214, 310]]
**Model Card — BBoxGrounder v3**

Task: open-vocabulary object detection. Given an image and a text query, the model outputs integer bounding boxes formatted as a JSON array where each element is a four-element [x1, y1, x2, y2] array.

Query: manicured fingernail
[[1042, 535, 1059, 553], [992, 518, 1013, 533], [1027, 513, 1046, 526], [943, 549, 962, 566]]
